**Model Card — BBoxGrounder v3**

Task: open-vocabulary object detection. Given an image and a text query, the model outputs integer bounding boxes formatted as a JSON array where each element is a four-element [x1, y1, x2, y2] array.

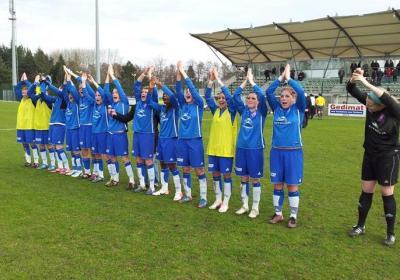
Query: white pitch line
[[0, 128, 16, 131]]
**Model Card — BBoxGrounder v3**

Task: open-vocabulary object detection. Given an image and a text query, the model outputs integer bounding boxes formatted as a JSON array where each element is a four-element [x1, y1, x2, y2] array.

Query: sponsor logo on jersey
[[181, 112, 191, 121]]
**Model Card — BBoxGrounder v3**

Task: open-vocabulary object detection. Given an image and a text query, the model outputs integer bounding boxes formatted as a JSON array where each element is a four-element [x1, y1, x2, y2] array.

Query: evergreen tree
[[34, 48, 53, 74], [49, 55, 66, 85], [19, 49, 37, 77]]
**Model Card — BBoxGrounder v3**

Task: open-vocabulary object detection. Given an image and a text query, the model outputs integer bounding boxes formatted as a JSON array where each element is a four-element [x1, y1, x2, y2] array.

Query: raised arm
[[175, 69, 185, 106], [233, 79, 247, 115], [346, 71, 367, 105], [67, 75, 80, 102], [352, 71, 400, 118], [214, 68, 235, 112], [248, 68, 267, 116], [81, 73, 95, 104], [205, 74, 217, 114], [177, 61, 203, 107], [109, 64, 128, 103]]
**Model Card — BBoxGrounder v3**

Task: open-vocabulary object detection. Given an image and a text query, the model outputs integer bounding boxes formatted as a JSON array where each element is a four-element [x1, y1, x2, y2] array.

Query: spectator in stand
[[377, 69, 383, 86], [389, 59, 394, 68], [396, 61, 400, 75], [350, 62, 358, 74], [290, 69, 296, 80], [371, 68, 377, 85], [384, 67, 393, 83], [297, 71, 305, 81], [362, 63, 369, 77], [338, 68, 345, 84], [264, 69, 271, 81], [393, 67, 398, 83], [271, 66, 277, 79]]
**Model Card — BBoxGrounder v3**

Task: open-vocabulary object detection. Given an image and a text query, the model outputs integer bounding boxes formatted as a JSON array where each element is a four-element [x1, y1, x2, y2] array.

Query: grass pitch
[[0, 101, 398, 279]]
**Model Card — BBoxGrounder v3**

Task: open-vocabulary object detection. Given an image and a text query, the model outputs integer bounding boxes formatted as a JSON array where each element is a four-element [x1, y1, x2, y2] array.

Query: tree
[[187, 65, 196, 81], [120, 60, 139, 95], [49, 55, 66, 85], [34, 48, 53, 74], [19, 49, 37, 77], [0, 56, 11, 84]]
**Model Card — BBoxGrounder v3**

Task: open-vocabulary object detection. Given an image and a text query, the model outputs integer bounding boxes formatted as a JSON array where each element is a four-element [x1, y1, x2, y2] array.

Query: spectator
[[377, 69, 383, 86], [338, 68, 345, 84], [264, 69, 271, 81], [350, 62, 358, 74], [362, 63, 369, 77], [297, 71, 305, 81], [393, 67, 398, 83], [290, 69, 296, 80], [271, 66, 277, 79]]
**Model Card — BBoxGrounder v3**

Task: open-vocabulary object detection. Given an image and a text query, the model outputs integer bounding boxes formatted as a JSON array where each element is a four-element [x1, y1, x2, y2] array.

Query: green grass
[[0, 101, 398, 279]]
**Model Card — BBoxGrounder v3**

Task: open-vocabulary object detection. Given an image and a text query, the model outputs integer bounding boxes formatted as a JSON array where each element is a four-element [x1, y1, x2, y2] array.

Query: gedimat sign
[[327, 103, 366, 117]]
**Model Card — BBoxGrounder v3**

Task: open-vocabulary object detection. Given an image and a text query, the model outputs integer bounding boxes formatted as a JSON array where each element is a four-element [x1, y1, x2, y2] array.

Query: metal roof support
[[190, 33, 234, 64], [321, 29, 342, 95], [228, 28, 271, 62], [273, 22, 314, 59], [327, 15, 362, 58]]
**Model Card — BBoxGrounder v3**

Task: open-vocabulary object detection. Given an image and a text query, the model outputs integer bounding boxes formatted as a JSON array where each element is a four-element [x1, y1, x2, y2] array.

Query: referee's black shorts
[[362, 150, 400, 186]]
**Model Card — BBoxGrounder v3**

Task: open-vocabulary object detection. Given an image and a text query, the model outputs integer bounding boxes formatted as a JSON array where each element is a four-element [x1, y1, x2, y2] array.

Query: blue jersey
[[44, 83, 67, 125], [177, 78, 204, 139], [104, 80, 129, 133], [266, 79, 306, 149], [89, 86, 109, 134], [234, 85, 268, 149], [133, 81, 157, 133], [205, 85, 236, 122], [65, 81, 80, 130], [148, 85, 179, 138]]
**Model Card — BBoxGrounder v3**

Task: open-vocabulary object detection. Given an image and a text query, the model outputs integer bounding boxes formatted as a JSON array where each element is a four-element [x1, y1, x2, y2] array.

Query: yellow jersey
[[316, 96, 326, 106], [207, 108, 238, 157], [16, 97, 35, 130], [33, 87, 52, 130]]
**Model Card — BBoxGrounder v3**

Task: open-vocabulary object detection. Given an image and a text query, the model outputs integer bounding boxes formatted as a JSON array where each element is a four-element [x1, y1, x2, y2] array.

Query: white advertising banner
[[328, 103, 366, 117]]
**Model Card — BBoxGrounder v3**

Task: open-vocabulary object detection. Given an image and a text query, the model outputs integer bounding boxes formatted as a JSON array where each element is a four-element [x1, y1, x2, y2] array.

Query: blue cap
[[367, 92, 382, 105]]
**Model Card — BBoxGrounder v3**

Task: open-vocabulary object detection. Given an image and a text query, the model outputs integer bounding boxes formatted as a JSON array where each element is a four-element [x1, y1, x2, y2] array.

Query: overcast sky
[[0, 0, 398, 66]]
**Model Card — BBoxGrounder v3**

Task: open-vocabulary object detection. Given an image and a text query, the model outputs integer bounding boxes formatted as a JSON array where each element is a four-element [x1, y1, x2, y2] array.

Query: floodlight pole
[[9, 0, 17, 87], [95, 0, 100, 83]]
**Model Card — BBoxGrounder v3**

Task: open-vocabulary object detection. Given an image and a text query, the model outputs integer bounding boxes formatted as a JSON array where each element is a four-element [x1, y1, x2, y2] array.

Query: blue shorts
[[35, 130, 49, 145], [270, 148, 303, 185], [91, 132, 107, 155], [16, 129, 35, 143], [235, 147, 264, 178], [176, 138, 205, 168], [66, 128, 80, 152], [156, 138, 177, 163], [106, 132, 129, 157], [132, 132, 155, 159], [208, 155, 233, 174], [79, 125, 92, 149], [49, 124, 65, 145]]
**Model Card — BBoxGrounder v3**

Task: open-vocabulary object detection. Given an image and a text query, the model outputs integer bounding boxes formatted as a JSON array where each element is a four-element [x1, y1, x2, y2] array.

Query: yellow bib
[[207, 108, 238, 157], [16, 98, 35, 129], [33, 99, 51, 130]]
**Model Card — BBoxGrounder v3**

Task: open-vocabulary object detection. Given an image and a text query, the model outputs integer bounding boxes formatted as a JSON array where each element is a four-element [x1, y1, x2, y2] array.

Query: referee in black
[[346, 68, 399, 246]]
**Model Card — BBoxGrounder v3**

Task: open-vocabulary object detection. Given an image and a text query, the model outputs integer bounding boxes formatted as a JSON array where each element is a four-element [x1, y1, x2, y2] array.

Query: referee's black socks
[[382, 195, 396, 236], [358, 191, 374, 227]]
